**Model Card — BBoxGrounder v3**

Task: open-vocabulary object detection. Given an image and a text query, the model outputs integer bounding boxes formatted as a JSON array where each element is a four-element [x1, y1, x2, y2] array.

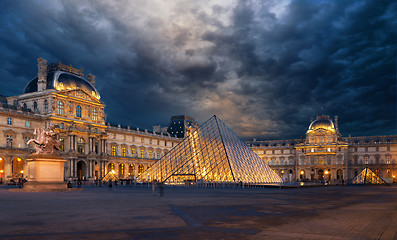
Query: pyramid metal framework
[[101, 171, 119, 182], [138, 115, 282, 184], [351, 167, 387, 184]]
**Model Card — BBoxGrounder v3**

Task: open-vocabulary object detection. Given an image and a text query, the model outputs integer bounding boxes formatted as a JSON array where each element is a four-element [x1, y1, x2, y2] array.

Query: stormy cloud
[[0, 0, 396, 140]]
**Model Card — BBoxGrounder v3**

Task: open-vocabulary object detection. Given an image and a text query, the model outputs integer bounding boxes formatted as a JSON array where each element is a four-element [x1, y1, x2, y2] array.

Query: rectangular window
[[111, 146, 116, 156], [6, 134, 13, 147], [149, 150, 152, 159], [131, 148, 136, 157], [157, 152, 160, 159], [140, 149, 144, 158], [25, 120, 31, 128], [122, 147, 126, 157], [7, 118, 12, 125], [364, 156, 369, 164], [386, 155, 391, 164]]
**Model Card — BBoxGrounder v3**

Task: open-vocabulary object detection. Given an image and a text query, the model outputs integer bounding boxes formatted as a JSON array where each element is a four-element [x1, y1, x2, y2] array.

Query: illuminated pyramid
[[138, 115, 282, 184], [101, 171, 119, 182], [351, 167, 387, 184]]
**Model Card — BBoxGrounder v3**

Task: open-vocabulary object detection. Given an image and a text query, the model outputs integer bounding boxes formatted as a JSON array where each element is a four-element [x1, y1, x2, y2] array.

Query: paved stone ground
[[0, 184, 396, 240]]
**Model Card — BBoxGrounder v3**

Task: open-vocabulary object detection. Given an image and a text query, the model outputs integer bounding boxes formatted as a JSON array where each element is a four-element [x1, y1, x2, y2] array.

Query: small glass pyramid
[[101, 171, 119, 182], [351, 167, 387, 184], [138, 115, 282, 184]]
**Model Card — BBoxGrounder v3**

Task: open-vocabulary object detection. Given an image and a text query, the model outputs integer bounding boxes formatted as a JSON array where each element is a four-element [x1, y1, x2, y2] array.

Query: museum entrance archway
[[318, 169, 324, 181], [77, 161, 87, 180]]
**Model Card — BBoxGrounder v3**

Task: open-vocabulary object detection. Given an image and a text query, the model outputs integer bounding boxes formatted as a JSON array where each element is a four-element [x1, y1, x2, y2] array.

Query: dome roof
[[307, 117, 336, 133], [24, 71, 100, 100]]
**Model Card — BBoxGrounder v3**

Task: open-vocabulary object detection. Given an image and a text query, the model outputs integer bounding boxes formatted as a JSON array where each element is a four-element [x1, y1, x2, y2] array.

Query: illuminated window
[[138, 164, 144, 174], [386, 155, 391, 164], [92, 109, 98, 121], [140, 149, 144, 158], [60, 123, 64, 129], [364, 156, 369, 164], [149, 150, 152, 159], [58, 101, 64, 114], [7, 117, 12, 125], [112, 146, 116, 156], [77, 138, 85, 154], [44, 100, 48, 113], [129, 164, 135, 176], [157, 152, 160, 159], [327, 148, 331, 152], [108, 163, 114, 172], [120, 164, 124, 175], [311, 148, 314, 152], [131, 148, 136, 157], [76, 105, 82, 118], [122, 147, 126, 157]]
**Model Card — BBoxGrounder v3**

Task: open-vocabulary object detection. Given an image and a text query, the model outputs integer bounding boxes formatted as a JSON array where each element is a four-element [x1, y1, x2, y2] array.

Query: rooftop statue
[[27, 125, 62, 155]]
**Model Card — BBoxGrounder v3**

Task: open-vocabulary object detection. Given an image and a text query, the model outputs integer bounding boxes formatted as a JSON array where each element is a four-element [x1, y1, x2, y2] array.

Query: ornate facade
[[0, 58, 180, 182], [249, 115, 397, 183]]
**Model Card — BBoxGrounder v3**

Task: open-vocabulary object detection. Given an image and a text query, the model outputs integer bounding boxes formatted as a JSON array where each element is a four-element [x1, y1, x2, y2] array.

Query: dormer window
[[58, 101, 64, 114], [76, 105, 82, 118]]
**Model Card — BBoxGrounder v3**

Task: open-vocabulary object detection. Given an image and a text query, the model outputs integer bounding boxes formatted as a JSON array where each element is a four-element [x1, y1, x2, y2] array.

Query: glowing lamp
[[17, 158, 21, 161], [281, 170, 284, 174], [20, 170, 24, 174], [0, 170, 3, 173], [0, 157, 2, 161], [325, 170, 329, 175], [300, 170, 304, 175]]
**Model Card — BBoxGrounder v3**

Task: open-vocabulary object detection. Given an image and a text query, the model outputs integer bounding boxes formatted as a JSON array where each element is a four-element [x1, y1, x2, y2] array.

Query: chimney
[[37, 57, 48, 92], [334, 116, 338, 130], [87, 73, 96, 87]]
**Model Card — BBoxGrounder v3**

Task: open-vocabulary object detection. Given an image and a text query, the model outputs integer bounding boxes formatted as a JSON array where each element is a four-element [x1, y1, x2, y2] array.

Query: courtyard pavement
[[0, 184, 396, 240]]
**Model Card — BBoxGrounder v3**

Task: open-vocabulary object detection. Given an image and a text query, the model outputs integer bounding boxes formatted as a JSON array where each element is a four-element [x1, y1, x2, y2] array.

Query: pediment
[[57, 89, 102, 104]]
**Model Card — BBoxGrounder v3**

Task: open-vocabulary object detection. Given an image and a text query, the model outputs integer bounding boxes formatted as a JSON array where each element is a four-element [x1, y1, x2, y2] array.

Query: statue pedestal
[[17, 155, 67, 192]]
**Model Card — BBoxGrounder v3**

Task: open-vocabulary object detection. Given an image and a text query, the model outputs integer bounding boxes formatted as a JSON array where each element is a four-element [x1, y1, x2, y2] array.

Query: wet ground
[[0, 184, 396, 240]]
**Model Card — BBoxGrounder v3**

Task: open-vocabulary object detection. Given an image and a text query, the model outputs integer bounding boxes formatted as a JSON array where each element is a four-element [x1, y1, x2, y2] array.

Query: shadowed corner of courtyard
[[0, 185, 397, 240]]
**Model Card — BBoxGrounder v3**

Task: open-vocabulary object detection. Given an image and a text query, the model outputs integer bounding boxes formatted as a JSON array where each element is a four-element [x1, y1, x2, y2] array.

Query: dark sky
[[0, 0, 396, 140]]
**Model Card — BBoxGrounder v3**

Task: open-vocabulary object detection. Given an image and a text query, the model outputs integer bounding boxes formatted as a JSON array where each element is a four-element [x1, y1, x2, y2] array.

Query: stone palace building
[[0, 58, 180, 182], [248, 115, 397, 183]]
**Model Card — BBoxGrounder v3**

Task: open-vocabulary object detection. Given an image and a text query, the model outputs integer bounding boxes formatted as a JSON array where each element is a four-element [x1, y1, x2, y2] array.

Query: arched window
[[364, 155, 369, 165], [107, 163, 114, 173], [92, 108, 98, 121], [77, 138, 85, 154], [138, 164, 144, 174], [76, 105, 82, 118], [12, 157, 24, 177], [44, 100, 48, 113], [386, 155, 391, 164], [129, 164, 135, 177], [0, 156, 4, 174], [58, 101, 64, 114], [386, 169, 391, 178], [33, 101, 38, 111], [119, 164, 125, 177]]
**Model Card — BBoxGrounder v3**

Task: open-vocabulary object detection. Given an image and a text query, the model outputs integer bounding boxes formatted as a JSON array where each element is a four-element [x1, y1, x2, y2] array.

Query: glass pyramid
[[351, 167, 387, 184], [101, 171, 119, 182], [138, 115, 282, 184]]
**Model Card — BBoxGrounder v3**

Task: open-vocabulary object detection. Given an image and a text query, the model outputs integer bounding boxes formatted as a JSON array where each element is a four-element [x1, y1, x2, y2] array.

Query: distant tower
[[87, 73, 96, 87], [37, 57, 48, 92], [334, 116, 338, 131]]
